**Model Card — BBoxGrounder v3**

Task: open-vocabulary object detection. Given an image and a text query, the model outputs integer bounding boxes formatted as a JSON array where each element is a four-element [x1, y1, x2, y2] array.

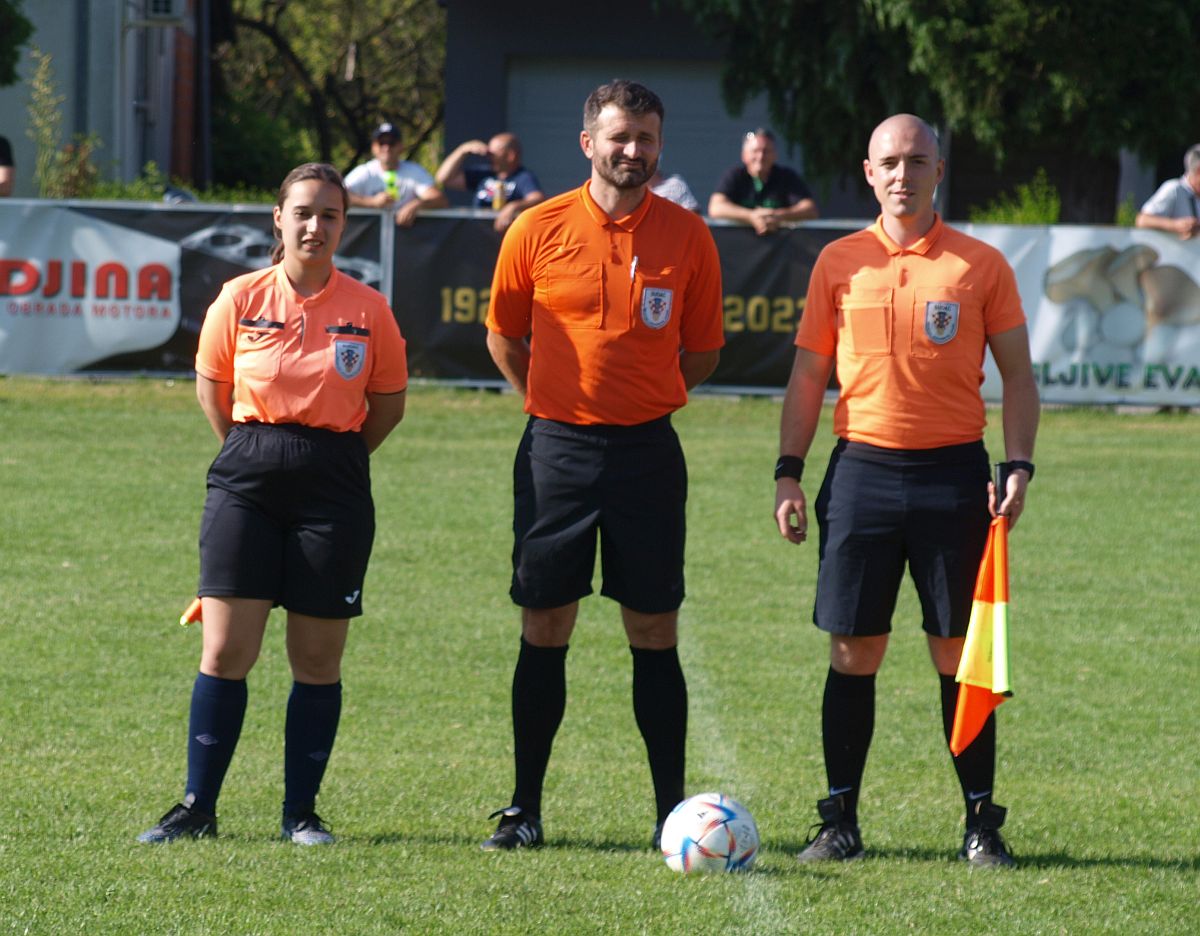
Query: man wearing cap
[[345, 122, 448, 226]]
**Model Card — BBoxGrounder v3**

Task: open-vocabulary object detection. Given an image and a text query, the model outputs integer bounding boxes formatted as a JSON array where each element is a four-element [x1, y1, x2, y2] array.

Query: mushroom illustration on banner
[[1043, 243, 1200, 365]]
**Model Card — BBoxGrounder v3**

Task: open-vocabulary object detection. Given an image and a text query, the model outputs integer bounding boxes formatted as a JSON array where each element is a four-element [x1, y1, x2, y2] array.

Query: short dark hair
[[271, 162, 348, 264], [583, 80, 664, 133]]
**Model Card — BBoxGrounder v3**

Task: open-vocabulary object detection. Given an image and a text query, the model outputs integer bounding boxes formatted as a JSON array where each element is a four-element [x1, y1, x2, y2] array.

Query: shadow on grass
[[772, 839, 1200, 873], [353, 831, 654, 853], [339, 832, 1199, 875], [993, 850, 1200, 872], [345, 832, 806, 877]]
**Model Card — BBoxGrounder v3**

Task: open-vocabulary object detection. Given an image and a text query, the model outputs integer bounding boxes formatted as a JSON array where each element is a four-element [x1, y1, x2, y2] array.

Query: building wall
[[0, 0, 190, 197], [443, 0, 1165, 223], [443, 0, 874, 217]]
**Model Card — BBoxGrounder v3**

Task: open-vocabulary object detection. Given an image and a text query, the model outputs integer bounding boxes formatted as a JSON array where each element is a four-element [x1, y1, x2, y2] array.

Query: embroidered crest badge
[[924, 301, 960, 344], [334, 339, 366, 380], [641, 287, 673, 330]]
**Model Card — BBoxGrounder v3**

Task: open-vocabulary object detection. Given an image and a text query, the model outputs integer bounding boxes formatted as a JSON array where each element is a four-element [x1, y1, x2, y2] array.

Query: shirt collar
[[580, 182, 653, 232], [274, 263, 339, 307], [870, 213, 944, 256]]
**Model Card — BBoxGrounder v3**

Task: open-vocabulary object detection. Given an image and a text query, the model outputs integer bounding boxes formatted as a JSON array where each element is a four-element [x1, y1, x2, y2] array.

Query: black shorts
[[510, 416, 687, 615], [198, 422, 375, 619], [812, 439, 990, 638]]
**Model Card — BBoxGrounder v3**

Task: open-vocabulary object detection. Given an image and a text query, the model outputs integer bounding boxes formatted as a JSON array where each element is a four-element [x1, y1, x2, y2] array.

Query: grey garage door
[[506, 57, 794, 209]]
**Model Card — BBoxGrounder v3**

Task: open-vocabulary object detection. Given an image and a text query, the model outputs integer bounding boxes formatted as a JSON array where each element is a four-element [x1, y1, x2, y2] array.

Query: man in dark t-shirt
[[436, 132, 545, 232], [708, 128, 817, 235]]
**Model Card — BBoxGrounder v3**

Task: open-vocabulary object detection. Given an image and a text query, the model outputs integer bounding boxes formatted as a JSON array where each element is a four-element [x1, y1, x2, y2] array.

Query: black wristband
[[774, 455, 805, 482], [1006, 459, 1035, 481]]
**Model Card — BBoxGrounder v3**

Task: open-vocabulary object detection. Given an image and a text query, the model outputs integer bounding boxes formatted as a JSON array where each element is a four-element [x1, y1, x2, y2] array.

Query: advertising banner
[[391, 215, 845, 387], [391, 213, 502, 380], [4, 200, 1199, 405], [0, 200, 382, 373], [966, 223, 1200, 406], [708, 223, 845, 388], [0, 201, 180, 373]]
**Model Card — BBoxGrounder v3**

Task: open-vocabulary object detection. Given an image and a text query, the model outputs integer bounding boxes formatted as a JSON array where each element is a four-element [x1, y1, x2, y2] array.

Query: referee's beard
[[595, 155, 658, 190]]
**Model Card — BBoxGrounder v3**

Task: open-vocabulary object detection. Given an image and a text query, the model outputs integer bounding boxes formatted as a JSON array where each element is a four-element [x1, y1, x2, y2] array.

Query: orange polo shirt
[[486, 184, 724, 425], [796, 215, 1025, 449], [196, 265, 408, 432]]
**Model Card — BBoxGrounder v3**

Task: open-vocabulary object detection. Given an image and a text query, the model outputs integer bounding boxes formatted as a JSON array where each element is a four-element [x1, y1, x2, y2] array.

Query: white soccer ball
[[660, 792, 759, 873]]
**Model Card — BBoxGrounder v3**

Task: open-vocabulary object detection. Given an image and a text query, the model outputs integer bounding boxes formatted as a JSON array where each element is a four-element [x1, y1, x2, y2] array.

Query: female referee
[[139, 162, 408, 845]]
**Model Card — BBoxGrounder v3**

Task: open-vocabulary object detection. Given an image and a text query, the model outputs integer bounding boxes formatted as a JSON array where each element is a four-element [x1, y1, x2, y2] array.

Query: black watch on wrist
[[774, 455, 805, 482], [1007, 459, 1035, 481]]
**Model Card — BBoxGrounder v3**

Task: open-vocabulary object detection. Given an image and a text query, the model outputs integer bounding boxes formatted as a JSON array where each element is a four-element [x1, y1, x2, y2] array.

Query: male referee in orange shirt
[[482, 79, 725, 851], [774, 114, 1039, 867]]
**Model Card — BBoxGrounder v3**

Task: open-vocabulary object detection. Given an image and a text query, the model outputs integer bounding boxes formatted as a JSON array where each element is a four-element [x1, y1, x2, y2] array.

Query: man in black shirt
[[708, 128, 817, 235]]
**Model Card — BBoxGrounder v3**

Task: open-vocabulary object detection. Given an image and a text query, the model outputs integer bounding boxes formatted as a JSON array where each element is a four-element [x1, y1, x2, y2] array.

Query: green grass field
[[1, 378, 1197, 934]]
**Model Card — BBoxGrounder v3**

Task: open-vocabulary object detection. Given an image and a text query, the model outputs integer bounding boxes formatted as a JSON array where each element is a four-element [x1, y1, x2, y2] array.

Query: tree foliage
[[967, 168, 1060, 224], [673, 1, 933, 180], [879, 0, 1200, 164], [0, 0, 34, 87], [26, 47, 102, 199], [214, 0, 445, 189], [675, 0, 1200, 218]]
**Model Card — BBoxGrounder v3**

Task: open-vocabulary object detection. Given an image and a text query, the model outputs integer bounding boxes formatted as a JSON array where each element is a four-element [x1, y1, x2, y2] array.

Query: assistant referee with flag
[[774, 114, 1039, 867]]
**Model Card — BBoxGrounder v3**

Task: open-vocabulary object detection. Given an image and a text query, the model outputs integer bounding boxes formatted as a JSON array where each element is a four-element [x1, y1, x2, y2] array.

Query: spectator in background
[[1136, 144, 1200, 239], [0, 135, 14, 196], [436, 132, 545, 232], [708, 128, 818, 235], [650, 161, 700, 212], [345, 122, 448, 227]]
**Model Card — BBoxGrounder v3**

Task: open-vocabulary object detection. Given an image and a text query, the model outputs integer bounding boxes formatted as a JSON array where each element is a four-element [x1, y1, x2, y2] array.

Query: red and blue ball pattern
[[661, 792, 759, 873]]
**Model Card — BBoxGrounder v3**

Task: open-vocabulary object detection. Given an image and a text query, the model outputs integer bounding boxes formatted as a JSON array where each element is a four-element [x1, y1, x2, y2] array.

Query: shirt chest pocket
[[235, 317, 285, 380], [541, 261, 603, 329], [910, 286, 982, 360], [837, 286, 892, 356], [325, 324, 371, 385]]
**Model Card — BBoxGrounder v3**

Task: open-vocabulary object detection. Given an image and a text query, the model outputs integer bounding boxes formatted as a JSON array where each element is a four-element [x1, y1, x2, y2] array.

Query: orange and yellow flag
[[179, 597, 203, 627], [950, 516, 1013, 756]]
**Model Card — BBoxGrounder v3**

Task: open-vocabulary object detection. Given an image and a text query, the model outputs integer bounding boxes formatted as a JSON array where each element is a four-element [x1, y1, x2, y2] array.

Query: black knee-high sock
[[821, 667, 876, 824], [511, 638, 568, 817], [630, 645, 688, 823], [185, 672, 248, 815], [939, 673, 996, 824], [283, 680, 343, 817]]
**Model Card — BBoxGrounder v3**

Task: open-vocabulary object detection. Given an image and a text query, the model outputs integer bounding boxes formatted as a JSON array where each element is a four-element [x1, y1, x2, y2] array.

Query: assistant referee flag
[[950, 516, 1013, 756]]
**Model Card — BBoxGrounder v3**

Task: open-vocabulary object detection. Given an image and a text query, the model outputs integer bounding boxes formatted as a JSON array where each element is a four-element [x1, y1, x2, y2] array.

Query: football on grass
[[660, 792, 759, 873]]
